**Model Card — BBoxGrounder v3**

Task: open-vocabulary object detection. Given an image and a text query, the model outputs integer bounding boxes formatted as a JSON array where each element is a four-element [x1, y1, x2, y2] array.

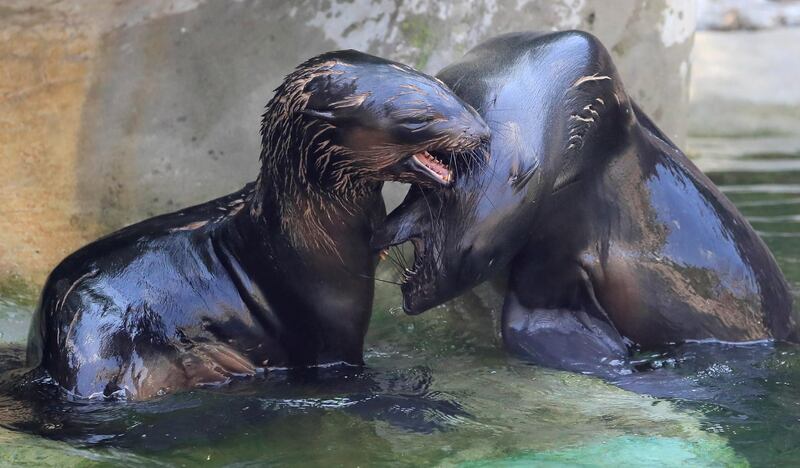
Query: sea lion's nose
[[464, 119, 491, 144], [371, 191, 428, 251]]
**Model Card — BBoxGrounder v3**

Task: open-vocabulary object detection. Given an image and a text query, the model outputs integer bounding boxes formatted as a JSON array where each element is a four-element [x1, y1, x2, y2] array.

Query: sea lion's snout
[[371, 191, 426, 252], [458, 115, 492, 154], [463, 110, 492, 144], [382, 94, 490, 187]]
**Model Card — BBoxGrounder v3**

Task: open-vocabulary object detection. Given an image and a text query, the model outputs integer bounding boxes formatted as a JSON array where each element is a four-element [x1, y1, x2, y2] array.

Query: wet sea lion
[[373, 31, 797, 375], [26, 50, 490, 400]]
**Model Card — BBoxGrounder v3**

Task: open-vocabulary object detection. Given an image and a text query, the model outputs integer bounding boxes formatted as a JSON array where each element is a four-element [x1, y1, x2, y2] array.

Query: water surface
[[0, 136, 798, 466]]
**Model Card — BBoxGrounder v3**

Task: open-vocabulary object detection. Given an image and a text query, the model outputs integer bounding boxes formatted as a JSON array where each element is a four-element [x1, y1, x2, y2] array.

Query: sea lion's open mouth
[[410, 150, 452, 185], [397, 237, 426, 284], [377, 233, 432, 314]]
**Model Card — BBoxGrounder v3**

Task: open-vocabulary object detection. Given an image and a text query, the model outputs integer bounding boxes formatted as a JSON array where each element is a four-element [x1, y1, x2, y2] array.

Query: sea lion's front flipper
[[501, 290, 631, 378], [178, 342, 257, 386]]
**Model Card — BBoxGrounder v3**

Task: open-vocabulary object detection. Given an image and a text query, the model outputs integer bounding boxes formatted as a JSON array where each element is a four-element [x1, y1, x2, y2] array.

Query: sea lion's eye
[[399, 114, 440, 129], [416, 113, 445, 123], [400, 116, 431, 124], [400, 119, 432, 131]]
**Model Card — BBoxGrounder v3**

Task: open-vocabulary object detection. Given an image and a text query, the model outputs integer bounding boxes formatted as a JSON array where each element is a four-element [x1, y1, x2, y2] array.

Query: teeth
[[412, 151, 452, 184], [402, 266, 419, 282]]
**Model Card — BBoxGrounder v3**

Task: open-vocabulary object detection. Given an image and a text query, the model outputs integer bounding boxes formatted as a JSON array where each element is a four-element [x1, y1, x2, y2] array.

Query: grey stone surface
[[74, 0, 696, 229]]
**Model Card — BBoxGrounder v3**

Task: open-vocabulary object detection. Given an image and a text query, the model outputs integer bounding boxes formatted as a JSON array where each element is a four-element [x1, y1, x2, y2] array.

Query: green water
[[0, 136, 798, 467]]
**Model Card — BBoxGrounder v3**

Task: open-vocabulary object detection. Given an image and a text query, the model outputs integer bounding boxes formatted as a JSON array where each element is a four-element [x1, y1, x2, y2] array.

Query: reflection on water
[[0, 136, 798, 466]]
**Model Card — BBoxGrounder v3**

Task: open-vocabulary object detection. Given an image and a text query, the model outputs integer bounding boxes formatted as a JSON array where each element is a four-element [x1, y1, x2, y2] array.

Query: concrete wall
[[691, 1, 800, 146], [696, 0, 800, 30], [688, 27, 800, 159], [0, 0, 695, 290]]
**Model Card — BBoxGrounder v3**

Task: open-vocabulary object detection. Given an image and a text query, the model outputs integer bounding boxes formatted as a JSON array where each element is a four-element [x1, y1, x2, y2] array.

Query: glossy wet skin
[[25, 50, 489, 400], [373, 32, 796, 360], [374, 31, 620, 313]]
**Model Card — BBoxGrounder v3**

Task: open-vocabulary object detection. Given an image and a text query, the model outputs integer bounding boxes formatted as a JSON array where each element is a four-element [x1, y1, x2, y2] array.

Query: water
[[0, 137, 798, 466]]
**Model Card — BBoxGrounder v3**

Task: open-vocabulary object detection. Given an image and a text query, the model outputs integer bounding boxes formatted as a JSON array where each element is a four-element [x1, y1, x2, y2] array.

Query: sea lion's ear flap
[[301, 108, 339, 123]]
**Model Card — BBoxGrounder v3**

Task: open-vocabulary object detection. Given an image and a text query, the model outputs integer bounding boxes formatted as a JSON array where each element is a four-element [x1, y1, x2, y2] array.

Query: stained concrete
[[0, 0, 695, 288], [688, 28, 800, 158], [696, 0, 800, 30]]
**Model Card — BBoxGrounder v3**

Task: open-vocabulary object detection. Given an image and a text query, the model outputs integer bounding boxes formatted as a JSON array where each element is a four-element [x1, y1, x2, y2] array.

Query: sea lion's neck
[[252, 176, 375, 253], [220, 165, 382, 367], [251, 105, 380, 253], [211, 101, 385, 366]]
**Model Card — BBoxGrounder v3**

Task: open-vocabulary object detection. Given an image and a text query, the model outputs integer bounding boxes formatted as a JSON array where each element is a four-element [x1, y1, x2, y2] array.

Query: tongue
[[414, 151, 452, 183]]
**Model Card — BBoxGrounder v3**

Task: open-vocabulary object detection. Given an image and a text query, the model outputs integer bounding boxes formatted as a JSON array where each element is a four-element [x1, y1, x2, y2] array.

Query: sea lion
[[373, 31, 797, 375], [25, 50, 490, 400]]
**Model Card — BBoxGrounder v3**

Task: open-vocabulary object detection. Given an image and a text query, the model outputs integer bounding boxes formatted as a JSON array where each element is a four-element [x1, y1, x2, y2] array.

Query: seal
[[25, 50, 490, 400], [373, 31, 797, 375]]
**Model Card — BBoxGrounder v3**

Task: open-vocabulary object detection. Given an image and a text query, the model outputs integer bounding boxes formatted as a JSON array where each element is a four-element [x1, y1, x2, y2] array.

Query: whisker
[[372, 276, 404, 286], [392, 244, 413, 272], [387, 245, 408, 272], [354, 271, 404, 286]]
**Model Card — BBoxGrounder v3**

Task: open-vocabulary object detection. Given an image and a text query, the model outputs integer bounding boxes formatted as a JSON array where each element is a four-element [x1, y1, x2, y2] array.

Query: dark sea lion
[[25, 50, 490, 400], [373, 31, 797, 376]]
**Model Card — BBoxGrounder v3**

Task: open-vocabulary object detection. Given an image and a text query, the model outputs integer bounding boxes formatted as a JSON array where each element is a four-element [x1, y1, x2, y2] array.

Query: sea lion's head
[[370, 165, 523, 315], [371, 31, 631, 314], [260, 50, 490, 193]]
